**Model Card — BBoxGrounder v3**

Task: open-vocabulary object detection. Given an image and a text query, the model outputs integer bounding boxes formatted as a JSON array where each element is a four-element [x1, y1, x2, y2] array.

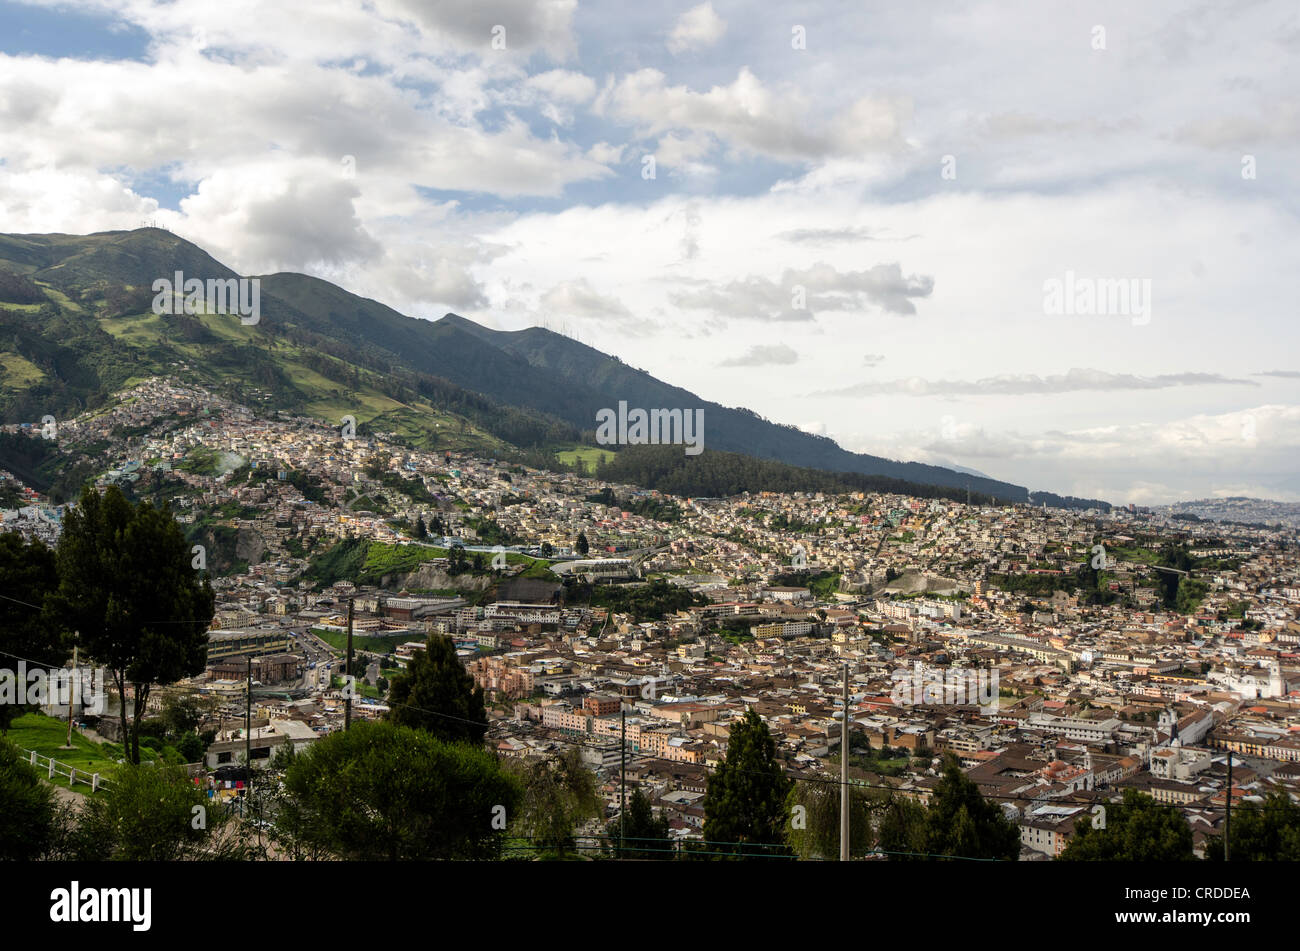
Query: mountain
[[0, 228, 1096, 504]]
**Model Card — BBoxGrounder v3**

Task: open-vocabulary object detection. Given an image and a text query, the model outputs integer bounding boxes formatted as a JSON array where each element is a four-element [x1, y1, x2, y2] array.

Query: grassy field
[[5, 712, 126, 777], [0, 352, 45, 386], [310, 627, 418, 655], [555, 445, 614, 472]]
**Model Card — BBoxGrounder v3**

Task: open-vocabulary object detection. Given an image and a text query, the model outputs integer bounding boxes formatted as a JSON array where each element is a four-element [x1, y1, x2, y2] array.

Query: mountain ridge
[[0, 228, 1108, 507]]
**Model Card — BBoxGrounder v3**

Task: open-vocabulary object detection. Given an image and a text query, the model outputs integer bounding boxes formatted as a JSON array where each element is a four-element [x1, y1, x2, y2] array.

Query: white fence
[[22, 749, 111, 792]]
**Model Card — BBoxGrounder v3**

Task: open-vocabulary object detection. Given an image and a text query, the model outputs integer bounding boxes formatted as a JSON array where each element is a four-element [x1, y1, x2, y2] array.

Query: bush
[[0, 737, 59, 860]]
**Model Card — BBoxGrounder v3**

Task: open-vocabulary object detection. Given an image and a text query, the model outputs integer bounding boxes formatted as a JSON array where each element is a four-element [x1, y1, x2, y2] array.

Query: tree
[[921, 754, 1019, 860], [0, 737, 60, 860], [875, 793, 929, 860], [176, 731, 205, 763], [507, 747, 603, 859], [386, 634, 488, 744], [414, 515, 428, 540], [608, 786, 673, 859], [540, 541, 554, 558], [576, 532, 590, 556], [1060, 789, 1195, 861], [51, 486, 214, 764], [785, 779, 874, 860], [279, 720, 520, 860], [0, 534, 66, 732], [69, 760, 254, 860], [1205, 793, 1300, 861], [702, 710, 792, 857], [159, 689, 211, 738]]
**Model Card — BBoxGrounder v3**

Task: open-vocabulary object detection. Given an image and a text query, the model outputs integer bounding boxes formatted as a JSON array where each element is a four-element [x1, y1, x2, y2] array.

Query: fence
[[22, 749, 112, 792]]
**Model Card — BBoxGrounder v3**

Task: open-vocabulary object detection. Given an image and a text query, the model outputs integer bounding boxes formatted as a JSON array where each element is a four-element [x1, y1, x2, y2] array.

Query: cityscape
[[0, 0, 1294, 936]]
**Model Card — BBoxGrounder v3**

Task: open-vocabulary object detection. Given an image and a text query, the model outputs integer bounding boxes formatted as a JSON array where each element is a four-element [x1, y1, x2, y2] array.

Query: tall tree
[[0, 534, 65, 733], [386, 633, 487, 744], [1060, 788, 1195, 861], [921, 754, 1020, 860], [51, 485, 214, 764], [702, 710, 792, 857], [608, 786, 673, 859], [575, 531, 589, 556], [279, 720, 519, 860], [414, 515, 428, 539]]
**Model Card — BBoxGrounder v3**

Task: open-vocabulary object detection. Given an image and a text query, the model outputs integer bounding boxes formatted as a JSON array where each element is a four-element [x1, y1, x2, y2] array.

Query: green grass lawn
[[5, 712, 125, 776], [554, 445, 614, 472], [310, 627, 414, 655]]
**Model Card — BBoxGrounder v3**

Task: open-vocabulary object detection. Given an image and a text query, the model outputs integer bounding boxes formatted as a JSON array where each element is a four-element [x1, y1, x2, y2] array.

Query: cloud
[[595, 67, 908, 163], [378, 0, 578, 59], [720, 343, 798, 367], [538, 278, 636, 325], [1256, 370, 1300, 379], [667, 3, 727, 54], [585, 141, 626, 165], [815, 369, 1258, 398], [777, 226, 915, 244], [863, 353, 885, 367], [669, 261, 934, 321]]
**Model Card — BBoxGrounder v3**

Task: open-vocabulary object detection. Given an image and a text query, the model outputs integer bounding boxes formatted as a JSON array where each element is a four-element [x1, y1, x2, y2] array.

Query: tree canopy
[[1206, 792, 1300, 861], [702, 710, 792, 858], [0, 533, 64, 733], [386, 633, 487, 745], [51, 485, 214, 763], [1060, 788, 1195, 861], [279, 720, 520, 860]]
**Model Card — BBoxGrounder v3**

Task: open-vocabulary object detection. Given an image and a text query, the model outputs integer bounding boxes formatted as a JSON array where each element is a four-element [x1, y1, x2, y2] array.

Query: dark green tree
[[0, 534, 66, 732], [414, 515, 428, 539], [0, 737, 60, 860], [1205, 793, 1300, 861], [1060, 788, 1194, 861], [702, 710, 792, 857], [921, 754, 1020, 860], [51, 486, 214, 764], [69, 760, 254, 860], [576, 532, 590, 555], [386, 634, 487, 744], [279, 720, 520, 860], [608, 786, 673, 859], [876, 793, 930, 860]]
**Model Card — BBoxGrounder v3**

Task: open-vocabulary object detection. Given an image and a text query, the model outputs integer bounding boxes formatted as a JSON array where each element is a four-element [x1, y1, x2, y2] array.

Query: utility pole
[[63, 641, 78, 749], [1224, 749, 1233, 861], [840, 663, 850, 861], [620, 706, 627, 858], [345, 598, 354, 731], [245, 656, 252, 816]]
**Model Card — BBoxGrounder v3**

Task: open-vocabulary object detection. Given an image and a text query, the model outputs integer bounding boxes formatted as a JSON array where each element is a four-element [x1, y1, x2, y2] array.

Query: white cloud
[[720, 343, 799, 367], [667, 3, 727, 54], [595, 68, 908, 162]]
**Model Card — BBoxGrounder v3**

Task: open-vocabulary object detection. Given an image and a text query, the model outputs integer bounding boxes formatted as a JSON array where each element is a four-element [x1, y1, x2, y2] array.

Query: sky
[[0, 0, 1297, 505]]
